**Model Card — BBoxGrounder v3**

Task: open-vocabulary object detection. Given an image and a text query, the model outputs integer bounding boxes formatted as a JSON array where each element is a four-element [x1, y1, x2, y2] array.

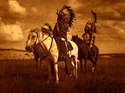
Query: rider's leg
[[65, 40, 73, 75], [65, 54, 73, 75]]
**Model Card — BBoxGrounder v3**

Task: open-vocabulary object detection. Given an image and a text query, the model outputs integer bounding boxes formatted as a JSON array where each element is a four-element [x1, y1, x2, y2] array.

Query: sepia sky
[[0, 0, 125, 53]]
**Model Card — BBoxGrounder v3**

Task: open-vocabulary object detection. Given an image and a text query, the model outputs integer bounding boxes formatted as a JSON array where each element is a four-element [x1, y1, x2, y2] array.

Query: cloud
[[74, 0, 125, 21], [98, 20, 125, 40], [68, 0, 82, 10], [8, 0, 27, 15], [96, 6, 121, 18], [31, 7, 38, 13], [0, 18, 23, 42]]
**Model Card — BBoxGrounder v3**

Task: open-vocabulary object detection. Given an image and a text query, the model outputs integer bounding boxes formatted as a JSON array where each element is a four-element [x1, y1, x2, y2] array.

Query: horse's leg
[[36, 61, 38, 68], [92, 61, 96, 72], [75, 57, 78, 79], [70, 55, 78, 79], [84, 58, 87, 73], [54, 62, 59, 84], [64, 54, 73, 75], [94, 49, 99, 72], [33, 52, 39, 68], [94, 61, 97, 72], [40, 58, 43, 68], [64, 60, 68, 74], [90, 56, 96, 72], [70, 56, 74, 75], [70, 56, 76, 77], [34, 57, 38, 68], [47, 61, 53, 83], [80, 58, 83, 72], [47, 62, 51, 83], [47, 60, 59, 83], [93, 55, 98, 72], [91, 46, 99, 72]]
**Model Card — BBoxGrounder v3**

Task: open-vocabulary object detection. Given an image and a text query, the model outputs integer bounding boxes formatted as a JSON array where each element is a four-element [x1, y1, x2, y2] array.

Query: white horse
[[25, 28, 78, 83]]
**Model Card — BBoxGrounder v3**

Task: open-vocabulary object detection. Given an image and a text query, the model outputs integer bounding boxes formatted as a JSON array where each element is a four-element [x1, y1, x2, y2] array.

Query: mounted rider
[[41, 23, 53, 37], [53, 5, 75, 75], [82, 10, 97, 50]]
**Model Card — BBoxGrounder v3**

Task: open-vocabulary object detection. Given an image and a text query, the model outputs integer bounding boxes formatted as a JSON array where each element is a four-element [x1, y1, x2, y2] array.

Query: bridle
[[34, 31, 54, 60]]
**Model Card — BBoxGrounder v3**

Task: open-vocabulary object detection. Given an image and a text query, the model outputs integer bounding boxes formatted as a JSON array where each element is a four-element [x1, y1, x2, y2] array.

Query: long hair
[[41, 23, 52, 35], [44, 23, 52, 31]]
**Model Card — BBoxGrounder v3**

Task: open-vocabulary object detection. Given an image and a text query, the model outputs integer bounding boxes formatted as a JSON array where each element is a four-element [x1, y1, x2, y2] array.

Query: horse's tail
[[81, 42, 89, 58]]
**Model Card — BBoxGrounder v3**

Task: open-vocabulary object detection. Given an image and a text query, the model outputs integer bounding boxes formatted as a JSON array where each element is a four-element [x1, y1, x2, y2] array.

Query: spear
[[91, 10, 97, 33], [89, 10, 97, 47]]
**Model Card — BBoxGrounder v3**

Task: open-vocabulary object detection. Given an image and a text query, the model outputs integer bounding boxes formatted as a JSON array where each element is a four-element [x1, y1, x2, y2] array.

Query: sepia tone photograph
[[0, 0, 125, 93]]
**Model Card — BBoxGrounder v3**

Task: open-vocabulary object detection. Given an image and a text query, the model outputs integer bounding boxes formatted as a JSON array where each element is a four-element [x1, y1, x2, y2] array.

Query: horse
[[71, 35, 99, 73], [25, 28, 78, 83]]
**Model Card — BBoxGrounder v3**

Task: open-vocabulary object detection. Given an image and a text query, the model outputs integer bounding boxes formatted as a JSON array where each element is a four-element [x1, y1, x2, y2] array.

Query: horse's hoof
[[47, 80, 50, 83], [69, 72, 73, 77], [92, 67, 95, 72], [55, 80, 59, 84], [75, 76, 78, 79]]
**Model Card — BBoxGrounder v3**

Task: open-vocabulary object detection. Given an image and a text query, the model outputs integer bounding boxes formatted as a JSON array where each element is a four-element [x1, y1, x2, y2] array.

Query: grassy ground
[[0, 55, 125, 93]]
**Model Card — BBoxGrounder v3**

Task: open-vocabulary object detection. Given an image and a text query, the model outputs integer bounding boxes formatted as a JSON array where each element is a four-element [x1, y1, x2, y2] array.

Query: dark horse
[[71, 35, 99, 72]]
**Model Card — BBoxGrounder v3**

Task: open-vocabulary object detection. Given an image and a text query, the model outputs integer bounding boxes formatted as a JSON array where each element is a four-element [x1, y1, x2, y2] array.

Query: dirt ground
[[0, 54, 125, 93]]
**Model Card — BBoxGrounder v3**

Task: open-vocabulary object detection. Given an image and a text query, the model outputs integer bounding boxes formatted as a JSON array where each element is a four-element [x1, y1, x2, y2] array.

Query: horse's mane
[[30, 27, 50, 35], [43, 23, 52, 31], [76, 36, 83, 43], [30, 28, 40, 33], [73, 35, 83, 43], [72, 35, 83, 47], [59, 5, 75, 27]]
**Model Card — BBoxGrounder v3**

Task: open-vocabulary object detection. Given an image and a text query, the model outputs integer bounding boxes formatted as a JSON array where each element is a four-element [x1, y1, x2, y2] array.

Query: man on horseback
[[53, 5, 75, 75], [41, 23, 53, 37], [82, 10, 97, 51]]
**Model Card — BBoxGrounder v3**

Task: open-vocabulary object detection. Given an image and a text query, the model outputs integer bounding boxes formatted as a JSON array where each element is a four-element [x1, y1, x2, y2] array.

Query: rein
[[39, 35, 50, 43], [35, 32, 54, 60], [39, 37, 53, 60]]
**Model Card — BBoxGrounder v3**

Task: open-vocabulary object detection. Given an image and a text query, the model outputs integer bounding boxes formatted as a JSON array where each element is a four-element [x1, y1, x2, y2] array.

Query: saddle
[[67, 41, 73, 51], [86, 43, 96, 57]]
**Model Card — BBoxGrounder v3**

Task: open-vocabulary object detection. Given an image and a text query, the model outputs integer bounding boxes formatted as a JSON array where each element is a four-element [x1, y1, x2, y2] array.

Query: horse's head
[[71, 35, 78, 42], [57, 5, 75, 27], [25, 28, 42, 52], [71, 34, 83, 45]]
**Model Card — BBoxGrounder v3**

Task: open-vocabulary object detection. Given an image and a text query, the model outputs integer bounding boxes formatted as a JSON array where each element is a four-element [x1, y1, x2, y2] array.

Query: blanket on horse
[[56, 38, 73, 61]]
